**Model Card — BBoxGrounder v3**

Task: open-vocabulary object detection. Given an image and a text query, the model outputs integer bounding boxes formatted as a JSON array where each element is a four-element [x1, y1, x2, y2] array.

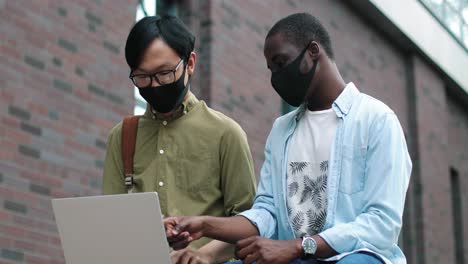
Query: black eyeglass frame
[[129, 59, 184, 88]]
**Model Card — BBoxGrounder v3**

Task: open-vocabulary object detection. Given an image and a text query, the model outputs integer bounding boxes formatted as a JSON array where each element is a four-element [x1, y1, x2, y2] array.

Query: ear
[[307, 41, 320, 60], [187, 52, 197, 75]]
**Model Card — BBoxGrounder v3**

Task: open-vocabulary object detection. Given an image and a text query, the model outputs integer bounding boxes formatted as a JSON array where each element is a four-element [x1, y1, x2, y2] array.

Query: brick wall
[[178, 0, 213, 103], [199, 0, 411, 174], [447, 100, 468, 263], [412, 56, 454, 263], [0, 0, 135, 263]]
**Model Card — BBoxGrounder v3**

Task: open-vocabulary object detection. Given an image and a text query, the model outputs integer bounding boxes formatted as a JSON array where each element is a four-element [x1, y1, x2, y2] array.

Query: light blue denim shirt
[[240, 83, 412, 264]]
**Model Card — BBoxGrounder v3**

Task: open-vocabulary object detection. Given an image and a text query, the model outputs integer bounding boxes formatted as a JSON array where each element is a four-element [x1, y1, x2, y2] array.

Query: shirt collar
[[144, 92, 199, 121], [295, 82, 360, 120], [332, 82, 360, 118]]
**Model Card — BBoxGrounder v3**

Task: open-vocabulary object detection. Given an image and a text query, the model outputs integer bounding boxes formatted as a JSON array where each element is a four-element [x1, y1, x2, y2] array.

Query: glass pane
[[423, 0, 445, 18], [445, 5, 463, 37], [446, 0, 462, 10], [420, 0, 468, 49], [463, 6, 468, 23], [464, 25, 468, 47], [425, 0, 444, 5]]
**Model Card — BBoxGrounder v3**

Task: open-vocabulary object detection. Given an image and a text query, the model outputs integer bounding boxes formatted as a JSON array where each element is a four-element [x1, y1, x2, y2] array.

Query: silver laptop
[[52, 192, 171, 264]]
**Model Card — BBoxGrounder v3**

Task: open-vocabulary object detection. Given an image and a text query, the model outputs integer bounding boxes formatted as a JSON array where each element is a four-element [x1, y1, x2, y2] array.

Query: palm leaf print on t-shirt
[[287, 160, 328, 236]]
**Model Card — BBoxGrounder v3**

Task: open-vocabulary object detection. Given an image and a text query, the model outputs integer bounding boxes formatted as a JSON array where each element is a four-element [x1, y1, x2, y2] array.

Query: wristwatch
[[301, 236, 317, 259]]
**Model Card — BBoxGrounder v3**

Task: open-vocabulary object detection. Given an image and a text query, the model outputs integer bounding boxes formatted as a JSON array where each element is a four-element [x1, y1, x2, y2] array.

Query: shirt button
[[183, 110, 187, 115], [152, 115, 156, 119], [159, 181, 164, 187], [162, 121, 167, 126], [159, 149, 164, 154]]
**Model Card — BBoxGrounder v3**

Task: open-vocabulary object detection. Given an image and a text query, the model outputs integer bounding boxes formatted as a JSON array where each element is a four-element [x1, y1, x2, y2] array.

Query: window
[[450, 167, 465, 264], [419, 0, 468, 50], [134, 0, 178, 115]]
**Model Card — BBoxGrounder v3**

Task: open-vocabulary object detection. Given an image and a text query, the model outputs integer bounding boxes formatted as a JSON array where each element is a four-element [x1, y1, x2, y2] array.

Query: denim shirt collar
[[294, 82, 360, 121]]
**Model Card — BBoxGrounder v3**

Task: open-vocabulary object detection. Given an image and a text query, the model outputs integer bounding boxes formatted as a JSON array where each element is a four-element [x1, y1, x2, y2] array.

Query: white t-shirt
[[286, 108, 338, 238]]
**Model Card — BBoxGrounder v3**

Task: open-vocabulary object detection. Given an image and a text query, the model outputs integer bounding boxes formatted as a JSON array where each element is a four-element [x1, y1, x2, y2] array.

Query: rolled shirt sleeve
[[239, 132, 278, 239]]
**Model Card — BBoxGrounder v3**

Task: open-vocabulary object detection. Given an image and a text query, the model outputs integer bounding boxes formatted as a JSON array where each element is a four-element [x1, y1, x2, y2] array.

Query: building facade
[[1, 0, 467, 263]]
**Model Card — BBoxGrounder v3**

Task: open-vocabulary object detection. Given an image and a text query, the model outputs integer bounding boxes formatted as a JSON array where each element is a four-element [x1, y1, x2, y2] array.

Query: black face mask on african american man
[[270, 46, 318, 107]]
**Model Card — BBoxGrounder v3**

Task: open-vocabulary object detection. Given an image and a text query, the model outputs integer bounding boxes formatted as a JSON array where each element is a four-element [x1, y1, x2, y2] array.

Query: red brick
[[13, 215, 34, 227], [0, 211, 11, 222], [48, 236, 61, 247], [15, 240, 36, 252], [0, 236, 13, 248], [1, 224, 27, 238], [26, 230, 49, 243], [2, 116, 19, 129], [4, 127, 31, 144], [25, 255, 49, 264]]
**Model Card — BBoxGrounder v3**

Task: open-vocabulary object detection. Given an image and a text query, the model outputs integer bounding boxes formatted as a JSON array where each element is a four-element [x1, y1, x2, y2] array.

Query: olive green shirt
[[102, 93, 256, 249]]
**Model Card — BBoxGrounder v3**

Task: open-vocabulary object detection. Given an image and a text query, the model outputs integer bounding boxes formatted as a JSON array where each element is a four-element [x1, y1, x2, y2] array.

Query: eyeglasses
[[129, 59, 184, 88]]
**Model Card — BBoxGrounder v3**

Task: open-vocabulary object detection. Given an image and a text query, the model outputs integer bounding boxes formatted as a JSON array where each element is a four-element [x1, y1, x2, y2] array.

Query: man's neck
[[307, 65, 345, 111]]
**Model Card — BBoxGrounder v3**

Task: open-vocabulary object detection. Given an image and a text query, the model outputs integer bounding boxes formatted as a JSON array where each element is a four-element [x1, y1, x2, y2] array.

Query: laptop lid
[[52, 192, 171, 264]]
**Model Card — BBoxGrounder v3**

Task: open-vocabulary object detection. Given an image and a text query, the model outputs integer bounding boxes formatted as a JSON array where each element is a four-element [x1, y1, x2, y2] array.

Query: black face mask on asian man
[[138, 65, 190, 114], [270, 46, 318, 107]]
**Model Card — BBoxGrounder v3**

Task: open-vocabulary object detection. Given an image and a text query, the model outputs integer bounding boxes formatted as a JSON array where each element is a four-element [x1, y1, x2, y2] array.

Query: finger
[[166, 229, 174, 238], [189, 255, 206, 264], [236, 236, 259, 249], [237, 243, 258, 259], [242, 252, 260, 264], [191, 256, 206, 264], [165, 217, 181, 237], [172, 224, 186, 236], [168, 232, 189, 243], [169, 231, 189, 242], [180, 252, 192, 264], [171, 231, 204, 250], [187, 231, 203, 241], [171, 239, 191, 251], [170, 250, 182, 264], [166, 227, 179, 238], [175, 216, 195, 233], [164, 217, 178, 228], [236, 239, 257, 259]]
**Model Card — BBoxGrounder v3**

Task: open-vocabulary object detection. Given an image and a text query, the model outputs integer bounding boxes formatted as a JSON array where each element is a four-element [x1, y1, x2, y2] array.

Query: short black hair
[[266, 13, 334, 59], [125, 15, 195, 69]]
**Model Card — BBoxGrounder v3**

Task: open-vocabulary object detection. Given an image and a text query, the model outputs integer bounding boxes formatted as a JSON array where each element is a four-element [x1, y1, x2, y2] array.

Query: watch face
[[303, 238, 317, 254]]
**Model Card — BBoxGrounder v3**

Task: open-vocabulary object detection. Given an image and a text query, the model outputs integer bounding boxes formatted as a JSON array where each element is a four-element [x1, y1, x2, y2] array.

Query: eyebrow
[[136, 62, 174, 74], [271, 53, 289, 64]]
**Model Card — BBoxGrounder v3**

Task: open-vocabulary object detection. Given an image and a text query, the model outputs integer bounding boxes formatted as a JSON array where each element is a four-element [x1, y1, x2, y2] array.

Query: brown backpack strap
[[121, 115, 141, 193]]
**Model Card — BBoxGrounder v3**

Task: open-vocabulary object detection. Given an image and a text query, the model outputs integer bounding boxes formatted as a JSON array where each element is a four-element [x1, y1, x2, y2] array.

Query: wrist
[[197, 248, 215, 264], [292, 238, 303, 259], [199, 215, 211, 237]]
